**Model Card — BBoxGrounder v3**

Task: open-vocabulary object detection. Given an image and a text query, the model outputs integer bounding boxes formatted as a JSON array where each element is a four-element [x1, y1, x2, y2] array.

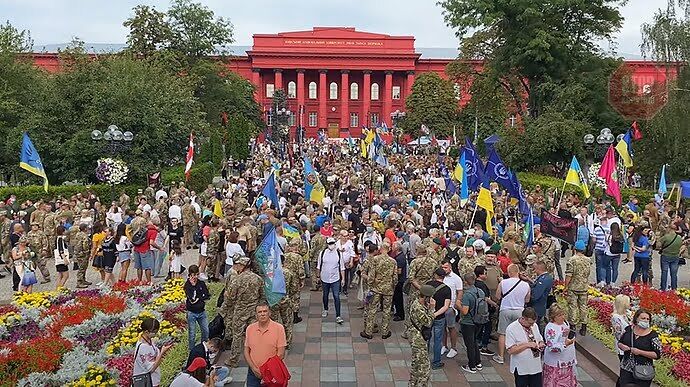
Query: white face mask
[[637, 320, 650, 329], [328, 244, 336, 250]]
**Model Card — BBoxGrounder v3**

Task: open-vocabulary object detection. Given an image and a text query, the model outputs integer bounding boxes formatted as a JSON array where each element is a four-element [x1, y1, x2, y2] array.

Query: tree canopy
[[402, 72, 459, 138]]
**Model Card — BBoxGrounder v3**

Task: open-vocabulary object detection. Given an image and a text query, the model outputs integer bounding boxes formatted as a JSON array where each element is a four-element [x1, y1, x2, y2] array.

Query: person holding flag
[[20, 132, 49, 192]]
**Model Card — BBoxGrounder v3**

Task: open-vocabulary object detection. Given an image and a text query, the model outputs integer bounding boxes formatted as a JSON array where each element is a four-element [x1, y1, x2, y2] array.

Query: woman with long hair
[[54, 225, 70, 289], [132, 317, 174, 387], [603, 222, 624, 285], [115, 223, 132, 283], [631, 225, 653, 285]]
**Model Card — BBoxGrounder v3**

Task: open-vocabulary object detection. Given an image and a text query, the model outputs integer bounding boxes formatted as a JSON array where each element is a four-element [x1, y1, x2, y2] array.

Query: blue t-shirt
[[634, 236, 651, 259], [576, 225, 590, 246]]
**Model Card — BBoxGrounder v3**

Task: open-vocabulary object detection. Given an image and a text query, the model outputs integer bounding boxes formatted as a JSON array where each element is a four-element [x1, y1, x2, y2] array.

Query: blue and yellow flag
[[20, 132, 49, 192], [282, 222, 300, 239], [213, 199, 224, 218], [310, 177, 325, 205], [564, 156, 591, 198], [255, 226, 287, 306], [459, 151, 469, 206], [476, 182, 494, 232], [615, 131, 633, 167]]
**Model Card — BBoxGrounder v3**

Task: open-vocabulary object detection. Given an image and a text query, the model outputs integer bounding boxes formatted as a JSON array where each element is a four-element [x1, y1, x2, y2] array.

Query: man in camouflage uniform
[[403, 248, 439, 338], [119, 191, 130, 210], [565, 240, 592, 336], [309, 227, 326, 291], [27, 222, 51, 283], [29, 201, 46, 228], [284, 238, 306, 323], [271, 258, 298, 347], [205, 218, 221, 280], [153, 197, 168, 229], [409, 284, 436, 387], [73, 223, 92, 288], [360, 242, 397, 339], [223, 256, 265, 368], [0, 211, 11, 274], [143, 184, 156, 203], [457, 246, 482, 278], [43, 204, 58, 253], [535, 229, 557, 277], [181, 197, 198, 249]]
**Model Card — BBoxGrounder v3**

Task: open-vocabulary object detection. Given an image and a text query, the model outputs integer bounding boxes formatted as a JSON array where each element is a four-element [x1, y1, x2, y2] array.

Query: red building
[[31, 27, 676, 139]]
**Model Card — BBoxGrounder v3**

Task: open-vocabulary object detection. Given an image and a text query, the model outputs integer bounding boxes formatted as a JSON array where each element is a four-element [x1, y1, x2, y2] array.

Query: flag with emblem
[[254, 226, 287, 306], [20, 132, 49, 192]]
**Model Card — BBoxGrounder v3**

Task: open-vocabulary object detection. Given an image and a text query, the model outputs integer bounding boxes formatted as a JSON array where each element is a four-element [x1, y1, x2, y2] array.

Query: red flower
[[0, 334, 72, 385]]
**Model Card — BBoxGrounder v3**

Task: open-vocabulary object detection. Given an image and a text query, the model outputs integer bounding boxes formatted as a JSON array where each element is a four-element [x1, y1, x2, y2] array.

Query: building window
[[392, 86, 401, 100], [308, 82, 317, 99], [329, 82, 338, 100], [453, 83, 461, 101], [308, 112, 317, 127], [350, 82, 359, 100], [267, 111, 273, 127], [266, 83, 275, 98], [288, 111, 296, 126], [371, 83, 379, 100], [287, 81, 296, 98], [350, 113, 359, 128], [371, 113, 379, 126]]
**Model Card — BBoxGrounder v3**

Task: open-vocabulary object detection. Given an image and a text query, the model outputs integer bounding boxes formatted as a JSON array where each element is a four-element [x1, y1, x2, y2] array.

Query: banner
[[254, 226, 287, 306], [540, 210, 577, 244], [148, 172, 161, 187]]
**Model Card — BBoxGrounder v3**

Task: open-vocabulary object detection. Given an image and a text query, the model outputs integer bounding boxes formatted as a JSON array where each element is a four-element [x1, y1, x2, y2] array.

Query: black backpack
[[610, 235, 624, 254], [131, 228, 148, 246], [193, 228, 204, 245]]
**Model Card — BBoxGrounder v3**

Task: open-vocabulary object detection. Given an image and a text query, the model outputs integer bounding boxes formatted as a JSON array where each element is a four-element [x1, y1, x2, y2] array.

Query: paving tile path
[[224, 286, 616, 387]]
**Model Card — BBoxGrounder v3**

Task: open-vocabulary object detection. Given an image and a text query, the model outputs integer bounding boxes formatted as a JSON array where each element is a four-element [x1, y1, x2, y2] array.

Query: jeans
[[393, 281, 405, 318], [322, 280, 342, 317], [246, 369, 262, 387], [430, 318, 446, 367], [661, 255, 680, 290], [594, 250, 606, 284], [478, 320, 492, 348], [213, 366, 230, 387], [461, 323, 481, 368], [152, 250, 165, 277], [631, 257, 651, 284], [187, 310, 209, 349]]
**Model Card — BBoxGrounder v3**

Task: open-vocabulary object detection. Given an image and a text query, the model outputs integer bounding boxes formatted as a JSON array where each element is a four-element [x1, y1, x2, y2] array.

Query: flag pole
[[557, 178, 567, 210]]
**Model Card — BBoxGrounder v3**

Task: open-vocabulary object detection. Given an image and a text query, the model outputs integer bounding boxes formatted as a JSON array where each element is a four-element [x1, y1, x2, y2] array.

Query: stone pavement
[[222, 286, 617, 387]]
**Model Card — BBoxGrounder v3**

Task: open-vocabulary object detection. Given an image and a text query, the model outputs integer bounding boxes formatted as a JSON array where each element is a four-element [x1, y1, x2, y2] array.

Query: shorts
[[445, 308, 457, 328], [200, 242, 208, 257], [133, 250, 153, 271], [56, 264, 68, 273], [92, 255, 104, 269], [118, 251, 131, 263], [498, 308, 524, 334], [103, 255, 116, 273]]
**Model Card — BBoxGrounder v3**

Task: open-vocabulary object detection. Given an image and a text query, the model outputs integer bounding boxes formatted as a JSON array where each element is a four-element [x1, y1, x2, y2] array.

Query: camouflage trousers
[[76, 254, 89, 284], [365, 292, 393, 336], [271, 300, 294, 345], [567, 290, 588, 327], [225, 310, 257, 368], [309, 260, 321, 290], [404, 289, 419, 335], [183, 224, 196, 247], [0, 243, 9, 264], [409, 331, 430, 387], [34, 254, 51, 281], [206, 252, 220, 278]]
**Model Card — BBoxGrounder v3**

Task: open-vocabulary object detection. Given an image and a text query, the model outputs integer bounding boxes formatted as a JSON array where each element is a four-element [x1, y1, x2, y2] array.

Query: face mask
[[366, 227, 374, 233], [637, 320, 650, 329], [208, 351, 217, 361], [328, 244, 336, 250]]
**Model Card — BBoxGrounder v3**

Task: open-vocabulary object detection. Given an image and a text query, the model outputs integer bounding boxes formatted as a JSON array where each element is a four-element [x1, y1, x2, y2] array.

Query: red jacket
[[259, 355, 291, 387]]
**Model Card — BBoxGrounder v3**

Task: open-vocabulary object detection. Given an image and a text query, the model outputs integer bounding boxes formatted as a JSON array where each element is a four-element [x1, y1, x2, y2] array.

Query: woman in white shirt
[[611, 294, 631, 362], [225, 231, 245, 275], [505, 307, 544, 386], [132, 317, 174, 387], [115, 223, 132, 283], [106, 203, 123, 231], [336, 230, 356, 294], [543, 304, 577, 387]]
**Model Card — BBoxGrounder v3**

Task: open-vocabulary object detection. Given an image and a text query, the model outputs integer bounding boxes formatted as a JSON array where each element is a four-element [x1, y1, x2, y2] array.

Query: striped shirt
[[593, 226, 607, 252]]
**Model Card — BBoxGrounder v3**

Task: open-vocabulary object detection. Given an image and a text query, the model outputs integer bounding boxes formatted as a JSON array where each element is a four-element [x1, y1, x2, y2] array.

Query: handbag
[[131, 343, 154, 387], [630, 330, 655, 381], [54, 248, 70, 266], [21, 269, 38, 287]]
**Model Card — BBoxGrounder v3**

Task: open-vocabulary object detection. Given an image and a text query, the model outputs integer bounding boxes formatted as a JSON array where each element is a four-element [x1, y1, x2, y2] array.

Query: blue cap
[[574, 240, 586, 251], [257, 214, 268, 221]]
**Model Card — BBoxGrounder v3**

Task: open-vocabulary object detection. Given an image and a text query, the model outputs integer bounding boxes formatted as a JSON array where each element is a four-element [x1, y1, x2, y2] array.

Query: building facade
[[31, 27, 676, 140]]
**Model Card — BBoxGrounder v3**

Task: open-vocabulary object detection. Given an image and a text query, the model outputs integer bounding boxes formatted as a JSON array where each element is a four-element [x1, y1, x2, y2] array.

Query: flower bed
[[582, 283, 690, 386], [0, 278, 190, 386]]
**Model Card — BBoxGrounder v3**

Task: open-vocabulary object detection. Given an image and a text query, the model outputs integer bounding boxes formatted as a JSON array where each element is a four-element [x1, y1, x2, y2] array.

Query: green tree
[[0, 20, 33, 53], [402, 72, 459, 138], [641, 1, 690, 63], [270, 89, 289, 145], [439, 0, 625, 118], [123, 5, 172, 58], [167, 0, 234, 60]]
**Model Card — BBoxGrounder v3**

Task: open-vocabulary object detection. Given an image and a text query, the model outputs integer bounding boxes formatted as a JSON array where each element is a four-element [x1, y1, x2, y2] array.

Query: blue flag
[[463, 137, 486, 191], [486, 146, 519, 199], [508, 169, 530, 215], [20, 132, 49, 192], [254, 226, 287, 306], [304, 156, 316, 200], [524, 206, 535, 248], [261, 172, 280, 212], [658, 164, 667, 195], [459, 151, 469, 205]]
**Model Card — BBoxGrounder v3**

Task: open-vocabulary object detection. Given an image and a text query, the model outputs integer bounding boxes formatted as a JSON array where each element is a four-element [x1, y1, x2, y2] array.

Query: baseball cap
[[574, 240, 586, 251], [326, 237, 336, 244], [187, 357, 207, 372]]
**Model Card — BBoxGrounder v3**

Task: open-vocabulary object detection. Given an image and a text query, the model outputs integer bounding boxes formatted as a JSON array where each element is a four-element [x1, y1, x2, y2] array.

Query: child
[[101, 228, 117, 289], [184, 265, 210, 349], [169, 240, 183, 279]]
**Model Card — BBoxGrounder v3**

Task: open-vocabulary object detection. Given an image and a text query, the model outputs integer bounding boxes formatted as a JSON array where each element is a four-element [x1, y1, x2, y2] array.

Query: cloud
[[0, 0, 657, 55]]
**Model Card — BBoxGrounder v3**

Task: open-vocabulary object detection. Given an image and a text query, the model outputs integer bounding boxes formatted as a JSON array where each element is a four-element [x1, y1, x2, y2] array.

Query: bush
[[0, 184, 139, 204], [517, 172, 655, 205], [161, 162, 216, 193]]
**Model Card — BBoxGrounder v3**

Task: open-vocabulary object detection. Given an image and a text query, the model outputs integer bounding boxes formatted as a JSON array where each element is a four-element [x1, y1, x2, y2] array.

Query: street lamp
[[91, 125, 134, 155], [583, 128, 614, 160], [390, 110, 406, 153]]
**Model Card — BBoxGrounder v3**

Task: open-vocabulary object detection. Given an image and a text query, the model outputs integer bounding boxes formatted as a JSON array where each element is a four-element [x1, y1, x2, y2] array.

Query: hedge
[[517, 172, 656, 205], [0, 163, 216, 204]]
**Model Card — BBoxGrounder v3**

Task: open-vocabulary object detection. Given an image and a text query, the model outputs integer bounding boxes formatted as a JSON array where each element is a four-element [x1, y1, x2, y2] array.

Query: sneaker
[[95, 282, 104, 287], [446, 348, 458, 358], [492, 355, 504, 364], [476, 363, 483, 370], [431, 362, 444, 370], [480, 348, 496, 356], [335, 316, 344, 324], [461, 365, 477, 374], [218, 376, 233, 385], [321, 310, 328, 318], [441, 346, 448, 355]]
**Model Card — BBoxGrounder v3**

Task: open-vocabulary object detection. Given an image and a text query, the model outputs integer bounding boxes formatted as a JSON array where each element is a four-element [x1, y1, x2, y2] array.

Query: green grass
[[160, 282, 224, 386]]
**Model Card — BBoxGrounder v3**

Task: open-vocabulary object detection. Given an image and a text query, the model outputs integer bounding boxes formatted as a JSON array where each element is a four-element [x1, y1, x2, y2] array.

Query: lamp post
[[583, 128, 615, 160], [390, 110, 406, 153], [91, 125, 134, 200]]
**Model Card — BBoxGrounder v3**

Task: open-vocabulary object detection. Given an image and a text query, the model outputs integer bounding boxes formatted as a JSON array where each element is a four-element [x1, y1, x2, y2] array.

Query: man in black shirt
[[474, 265, 498, 356], [391, 241, 407, 321], [426, 269, 451, 370]]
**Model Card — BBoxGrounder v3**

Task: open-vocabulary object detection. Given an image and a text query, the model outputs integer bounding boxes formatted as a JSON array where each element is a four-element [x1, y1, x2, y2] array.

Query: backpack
[[445, 246, 461, 275], [259, 355, 292, 387], [130, 228, 148, 246], [585, 230, 596, 257], [470, 288, 490, 325], [193, 228, 204, 245], [610, 235, 624, 254]]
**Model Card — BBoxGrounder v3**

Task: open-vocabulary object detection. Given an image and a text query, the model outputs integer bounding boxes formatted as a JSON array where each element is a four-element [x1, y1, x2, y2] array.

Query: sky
[[1, 0, 658, 58]]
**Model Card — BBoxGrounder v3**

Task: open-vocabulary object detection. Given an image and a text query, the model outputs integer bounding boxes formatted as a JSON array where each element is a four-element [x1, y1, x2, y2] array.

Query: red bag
[[259, 355, 291, 387]]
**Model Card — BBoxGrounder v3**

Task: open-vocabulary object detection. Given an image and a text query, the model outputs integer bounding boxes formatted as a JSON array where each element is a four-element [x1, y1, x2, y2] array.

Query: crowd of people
[[1, 140, 684, 386]]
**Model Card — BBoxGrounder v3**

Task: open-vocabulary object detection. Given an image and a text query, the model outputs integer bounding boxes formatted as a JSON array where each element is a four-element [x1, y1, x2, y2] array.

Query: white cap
[[326, 237, 336, 244]]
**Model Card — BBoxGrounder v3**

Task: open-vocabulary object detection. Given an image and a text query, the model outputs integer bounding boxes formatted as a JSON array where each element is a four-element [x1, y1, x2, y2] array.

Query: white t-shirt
[[505, 319, 544, 376], [499, 278, 530, 311], [226, 242, 245, 266], [443, 272, 463, 307], [168, 205, 182, 221], [317, 248, 345, 284], [170, 372, 204, 387], [336, 239, 355, 265], [133, 340, 161, 386]]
